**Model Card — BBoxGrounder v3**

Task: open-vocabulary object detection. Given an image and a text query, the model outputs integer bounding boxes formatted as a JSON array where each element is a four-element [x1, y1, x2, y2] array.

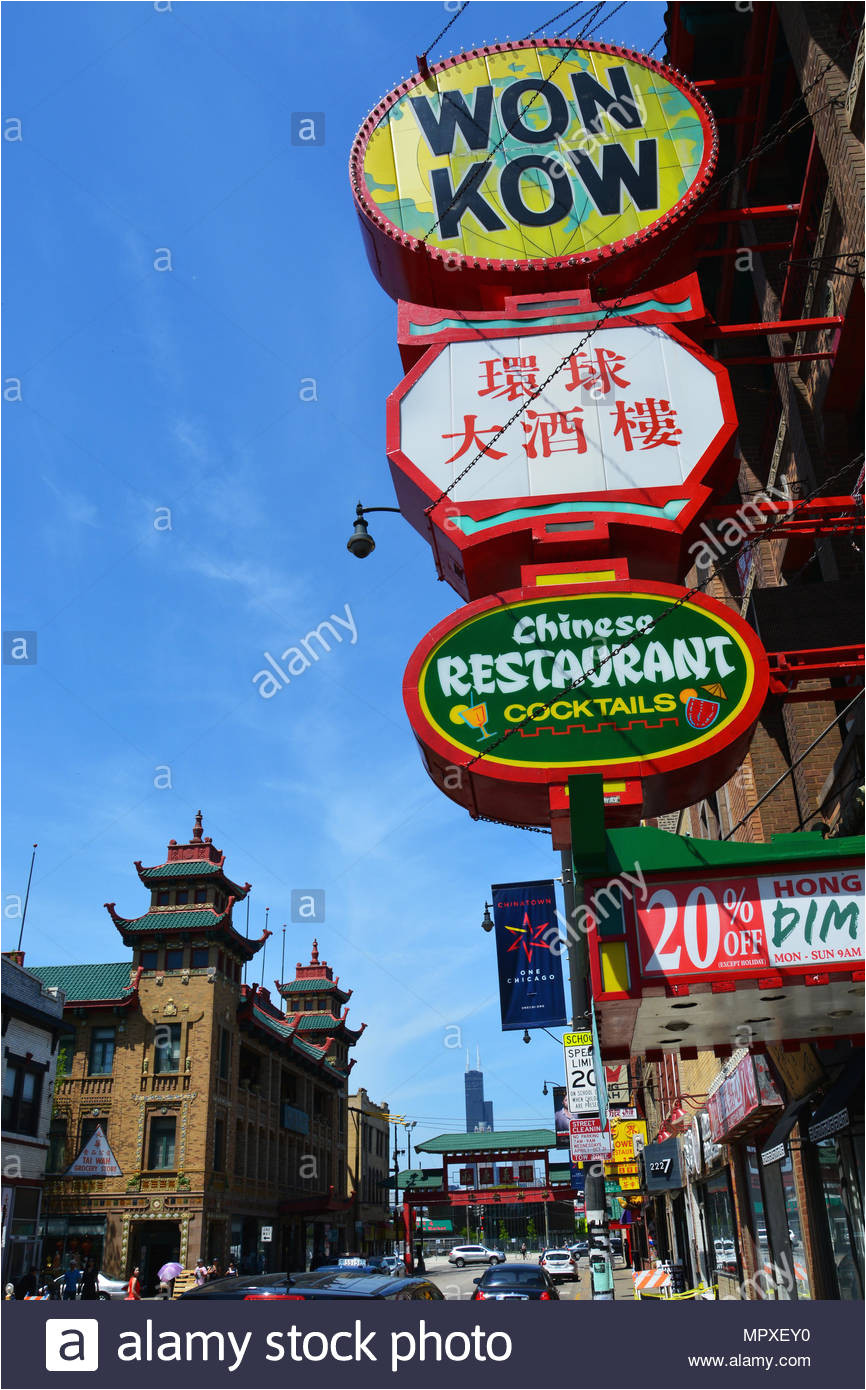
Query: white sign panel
[[399, 327, 725, 503], [64, 1125, 121, 1178], [562, 1030, 598, 1115], [759, 869, 863, 969], [260, 1226, 273, 1243]]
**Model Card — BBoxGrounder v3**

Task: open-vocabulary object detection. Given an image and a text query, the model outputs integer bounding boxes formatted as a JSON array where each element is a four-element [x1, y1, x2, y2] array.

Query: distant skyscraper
[[464, 1046, 494, 1132]]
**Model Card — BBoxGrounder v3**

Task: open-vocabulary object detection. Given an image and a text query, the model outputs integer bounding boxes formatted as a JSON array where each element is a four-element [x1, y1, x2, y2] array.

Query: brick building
[[31, 815, 362, 1291], [346, 1089, 392, 1255], [626, 1, 864, 1301]]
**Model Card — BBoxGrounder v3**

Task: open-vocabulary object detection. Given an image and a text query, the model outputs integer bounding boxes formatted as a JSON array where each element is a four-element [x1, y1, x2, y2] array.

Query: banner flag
[[492, 880, 566, 1031]]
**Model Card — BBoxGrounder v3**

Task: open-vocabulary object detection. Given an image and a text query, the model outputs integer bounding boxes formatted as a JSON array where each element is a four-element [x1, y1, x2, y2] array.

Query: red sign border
[[350, 38, 719, 307]]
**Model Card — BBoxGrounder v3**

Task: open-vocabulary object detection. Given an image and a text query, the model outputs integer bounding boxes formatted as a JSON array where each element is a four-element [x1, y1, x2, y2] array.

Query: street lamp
[[346, 502, 401, 558], [541, 1081, 560, 1096], [480, 901, 494, 933]]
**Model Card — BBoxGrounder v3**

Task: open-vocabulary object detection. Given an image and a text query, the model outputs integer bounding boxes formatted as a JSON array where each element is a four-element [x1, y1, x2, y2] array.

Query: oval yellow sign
[[351, 39, 717, 304]]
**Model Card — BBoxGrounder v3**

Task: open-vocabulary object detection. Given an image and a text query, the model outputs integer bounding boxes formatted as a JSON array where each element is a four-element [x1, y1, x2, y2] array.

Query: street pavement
[[422, 1254, 636, 1302]]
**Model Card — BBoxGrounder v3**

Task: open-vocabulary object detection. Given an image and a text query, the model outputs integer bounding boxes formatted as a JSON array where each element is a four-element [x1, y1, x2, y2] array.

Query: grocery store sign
[[351, 39, 717, 306], [403, 576, 768, 826]]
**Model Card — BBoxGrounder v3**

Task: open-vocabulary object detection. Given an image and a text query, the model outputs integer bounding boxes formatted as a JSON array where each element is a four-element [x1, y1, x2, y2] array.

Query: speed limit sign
[[562, 1031, 598, 1114]]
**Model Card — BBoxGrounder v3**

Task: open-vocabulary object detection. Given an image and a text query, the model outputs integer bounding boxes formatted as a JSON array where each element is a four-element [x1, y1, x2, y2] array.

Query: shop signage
[[451, 1189, 558, 1206], [403, 575, 768, 826], [64, 1125, 121, 1179], [605, 1063, 632, 1106], [563, 1031, 597, 1114], [641, 1137, 683, 1192], [492, 880, 567, 1030], [707, 1054, 782, 1142], [612, 1118, 648, 1164], [637, 866, 863, 979], [351, 39, 716, 307], [388, 306, 736, 598], [569, 1116, 612, 1161]]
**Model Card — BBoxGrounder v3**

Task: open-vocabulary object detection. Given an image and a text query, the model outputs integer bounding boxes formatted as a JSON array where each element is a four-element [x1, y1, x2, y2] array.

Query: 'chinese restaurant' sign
[[492, 880, 567, 1030], [351, 39, 717, 307], [707, 1055, 782, 1142], [404, 576, 768, 826]]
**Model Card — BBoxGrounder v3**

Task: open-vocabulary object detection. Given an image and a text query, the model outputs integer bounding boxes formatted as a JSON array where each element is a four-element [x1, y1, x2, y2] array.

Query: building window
[[47, 1118, 68, 1173], [140, 950, 158, 971], [157, 892, 170, 907], [213, 1117, 225, 1172], [2, 1059, 44, 1136], [165, 948, 183, 971], [147, 1116, 177, 1169], [191, 947, 209, 968], [304, 999, 314, 1011], [194, 887, 207, 904], [80, 1116, 108, 1150], [175, 890, 189, 906], [218, 1028, 231, 1081], [88, 1027, 116, 1075], [154, 1024, 181, 1074]]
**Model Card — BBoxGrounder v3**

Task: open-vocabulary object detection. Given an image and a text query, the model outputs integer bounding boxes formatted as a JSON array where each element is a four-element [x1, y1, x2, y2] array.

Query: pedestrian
[[15, 1268, 39, 1300], [225, 1260, 238, 1277], [125, 1266, 141, 1300], [194, 1258, 207, 1287], [79, 1260, 99, 1301], [207, 1259, 222, 1282], [4, 1284, 15, 1301], [520, 1241, 527, 1261], [62, 1260, 81, 1301]]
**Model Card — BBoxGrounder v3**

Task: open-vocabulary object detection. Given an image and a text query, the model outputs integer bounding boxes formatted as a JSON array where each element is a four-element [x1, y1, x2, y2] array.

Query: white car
[[540, 1249, 579, 1282], [51, 1272, 127, 1301], [448, 1244, 506, 1268]]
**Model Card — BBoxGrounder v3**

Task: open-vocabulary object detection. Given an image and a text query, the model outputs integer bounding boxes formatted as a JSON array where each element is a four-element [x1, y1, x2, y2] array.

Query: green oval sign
[[409, 588, 764, 771]]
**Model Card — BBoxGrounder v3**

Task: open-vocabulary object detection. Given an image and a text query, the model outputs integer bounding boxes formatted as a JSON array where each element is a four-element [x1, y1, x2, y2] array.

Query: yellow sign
[[612, 1119, 647, 1164], [562, 1031, 593, 1047], [359, 41, 713, 263]]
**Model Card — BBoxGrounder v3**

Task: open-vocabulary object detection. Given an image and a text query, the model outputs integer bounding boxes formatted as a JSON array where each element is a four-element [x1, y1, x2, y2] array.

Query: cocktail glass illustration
[[458, 699, 496, 741]]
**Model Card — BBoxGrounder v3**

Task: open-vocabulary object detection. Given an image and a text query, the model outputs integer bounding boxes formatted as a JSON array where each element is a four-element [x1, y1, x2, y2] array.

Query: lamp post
[[346, 503, 401, 559]]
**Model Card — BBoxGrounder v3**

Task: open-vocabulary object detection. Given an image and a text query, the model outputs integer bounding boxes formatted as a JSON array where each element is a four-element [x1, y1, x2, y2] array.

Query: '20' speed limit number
[[562, 1031, 597, 1114]]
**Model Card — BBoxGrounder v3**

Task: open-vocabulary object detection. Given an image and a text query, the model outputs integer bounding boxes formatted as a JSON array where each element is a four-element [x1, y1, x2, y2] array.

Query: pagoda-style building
[[276, 940, 366, 1073], [31, 814, 363, 1288]]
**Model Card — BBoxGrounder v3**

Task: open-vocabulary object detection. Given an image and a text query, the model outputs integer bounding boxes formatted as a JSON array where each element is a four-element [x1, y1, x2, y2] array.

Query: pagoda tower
[[105, 810, 268, 977], [277, 940, 366, 1072]]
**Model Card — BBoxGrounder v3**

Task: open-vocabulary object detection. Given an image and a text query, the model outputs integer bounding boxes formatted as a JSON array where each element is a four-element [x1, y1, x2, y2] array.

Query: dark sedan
[[472, 1265, 560, 1301], [180, 1271, 443, 1301]]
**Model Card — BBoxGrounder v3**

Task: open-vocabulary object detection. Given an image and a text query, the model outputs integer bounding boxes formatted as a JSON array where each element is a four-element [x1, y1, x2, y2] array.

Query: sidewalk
[[572, 1263, 636, 1301]]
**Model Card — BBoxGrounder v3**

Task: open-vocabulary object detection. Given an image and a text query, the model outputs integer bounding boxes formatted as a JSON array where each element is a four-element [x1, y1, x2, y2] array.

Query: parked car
[[448, 1244, 506, 1268], [570, 1240, 589, 1259], [379, 1255, 403, 1274], [180, 1271, 443, 1301], [540, 1249, 578, 1283], [472, 1265, 560, 1301], [50, 1273, 127, 1301]]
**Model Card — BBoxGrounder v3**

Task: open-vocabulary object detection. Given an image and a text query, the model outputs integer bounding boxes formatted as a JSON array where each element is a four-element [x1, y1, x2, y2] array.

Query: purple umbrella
[[158, 1262, 183, 1282]]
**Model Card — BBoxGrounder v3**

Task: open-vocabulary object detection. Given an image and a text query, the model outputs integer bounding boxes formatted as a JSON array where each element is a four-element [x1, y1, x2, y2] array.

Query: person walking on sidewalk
[[520, 1242, 527, 1261], [125, 1267, 141, 1300]]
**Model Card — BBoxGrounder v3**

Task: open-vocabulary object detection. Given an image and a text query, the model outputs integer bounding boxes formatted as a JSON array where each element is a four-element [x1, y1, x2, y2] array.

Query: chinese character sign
[[400, 327, 723, 504], [492, 880, 567, 1031]]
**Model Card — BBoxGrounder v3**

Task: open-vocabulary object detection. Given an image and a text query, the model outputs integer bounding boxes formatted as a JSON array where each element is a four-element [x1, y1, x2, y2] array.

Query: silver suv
[[448, 1244, 506, 1268]]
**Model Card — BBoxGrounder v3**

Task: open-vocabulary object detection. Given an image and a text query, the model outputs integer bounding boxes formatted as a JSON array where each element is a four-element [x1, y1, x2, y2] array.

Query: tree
[[525, 1217, 538, 1248], [498, 1221, 507, 1243]]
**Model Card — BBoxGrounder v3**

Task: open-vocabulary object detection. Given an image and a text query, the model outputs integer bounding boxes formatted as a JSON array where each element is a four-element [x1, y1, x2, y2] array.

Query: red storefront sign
[[707, 1054, 782, 1142], [636, 866, 864, 980]]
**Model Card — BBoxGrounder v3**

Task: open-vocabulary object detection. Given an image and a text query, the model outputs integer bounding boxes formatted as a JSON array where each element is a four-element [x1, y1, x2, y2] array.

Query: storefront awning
[[808, 1057, 863, 1143], [761, 1096, 811, 1165]]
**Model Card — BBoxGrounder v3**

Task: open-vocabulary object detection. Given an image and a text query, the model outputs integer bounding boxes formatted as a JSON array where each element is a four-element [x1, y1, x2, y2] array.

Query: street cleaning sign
[[351, 38, 717, 306]]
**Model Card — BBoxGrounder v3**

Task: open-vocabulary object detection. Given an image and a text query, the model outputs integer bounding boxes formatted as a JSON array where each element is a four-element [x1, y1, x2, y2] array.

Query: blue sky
[[3, 1, 665, 1150]]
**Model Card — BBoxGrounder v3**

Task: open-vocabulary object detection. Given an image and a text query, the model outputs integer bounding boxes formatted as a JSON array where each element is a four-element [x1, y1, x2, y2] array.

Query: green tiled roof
[[138, 861, 225, 880], [248, 1004, 346, 1076], [288, 1013, 340, 1031], [415, 1130, 557, 1154], [30, 962, 135, 1003], [281, 977, 346, 993], [114, 909, 231, 933]]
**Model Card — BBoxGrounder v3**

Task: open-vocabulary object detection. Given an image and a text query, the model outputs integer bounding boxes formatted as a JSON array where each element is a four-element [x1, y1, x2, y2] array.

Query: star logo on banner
[[504, 910, 552, 963]]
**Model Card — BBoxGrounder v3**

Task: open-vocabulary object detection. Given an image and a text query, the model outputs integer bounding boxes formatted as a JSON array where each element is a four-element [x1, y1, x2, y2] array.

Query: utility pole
[[566, 775, 614, 1300]]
